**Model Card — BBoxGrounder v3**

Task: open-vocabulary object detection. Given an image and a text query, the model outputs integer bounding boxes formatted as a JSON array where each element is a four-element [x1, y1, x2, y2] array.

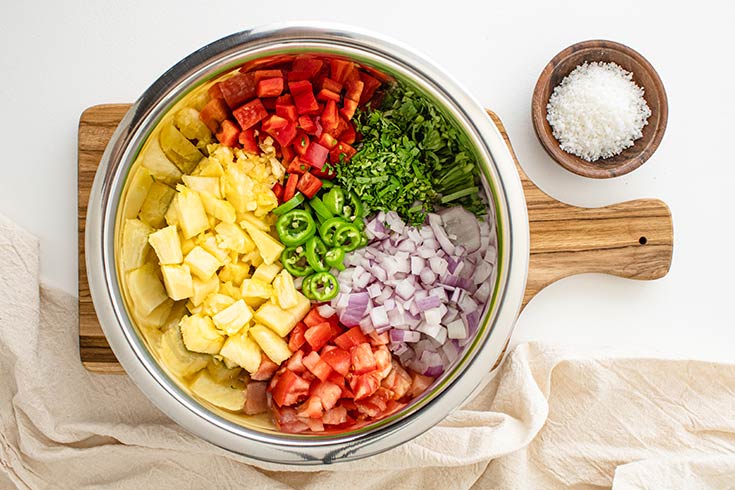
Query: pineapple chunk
[[161, 264, 194, 301], [180, 236, 196, 255], [161, 301, 187, 333], [252, 262, 282, 284], [183, 175, 221, 198], [202, 293, 235, 317], [223, 164, 257, 214], [254, 291, 310, 337], [186, 300, 202, 315], [184, 246, 221, 280], [159, 122, 203, 173], [241, 250, 264, 268], [165, 197, 179, 227], [218, 262, 250, 286], [135, 297, 174, 330], [241, 278, 273, 308], [148, 225, 183, 264], [190, 274, 220, 307], [127, 263, 168, 316], [219, 281, 242, 301], [121, 219, 154, 272], [141, 137, 184, 186], [272, 270, 299, 309], [249, 324, 292, 365], [198, 190, 236, 223], [193, 155, 224, 177], [239, 213, 270, 232], [139, 181, 175, 228], [197, 234, 231, 264], [215, 222, 254, 254], [219, 331, 262, 373], [158, 326, 209, 377], [206, 357, 242, 384], [212, 299, 253, 336], [124, 167, 154, 219], [180, 314, 225, 354], [175, 185, 209, 239], [240, 222, 284, 265], [189, 370, 246, 411]]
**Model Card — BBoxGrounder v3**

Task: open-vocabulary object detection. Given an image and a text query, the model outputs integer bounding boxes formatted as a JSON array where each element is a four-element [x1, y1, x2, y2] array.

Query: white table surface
[[2, 0, 733, 363]]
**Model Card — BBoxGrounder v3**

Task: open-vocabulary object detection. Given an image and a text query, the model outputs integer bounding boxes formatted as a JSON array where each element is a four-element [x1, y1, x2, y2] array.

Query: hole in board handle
[[639, 236, 648, 245]]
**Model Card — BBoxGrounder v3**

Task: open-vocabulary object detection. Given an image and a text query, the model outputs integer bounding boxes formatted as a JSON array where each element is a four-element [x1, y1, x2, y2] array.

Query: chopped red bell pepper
[[287, 158, 310, 175], [272, 182, 284, 203], [283, 173, 299, 202], [318, 133, 338, 149], [293, 90, 320, 115], [316, 88, 341, 103], [320, 78, 343, 94], [281, 144, 296, 164], [271, 121, 297, 147], [330, 59, 355, 84], [238, 127, 259, 154], [261, 114, 289, 133], [286, 70, 312, 82], [215, 119, 240, 147], [340, 98, 358, 120], [296, 171, 322, 199], [293, 132, 310, 156], [311, 165, 336, 180], [359, 71, 382, 105], [232, 98, 267, 130], [199, 98, 230, 133], [220, 72, 257, 108], [276, 93, 293, 105], [345, 79, 364, 102], [340, 121, 356, 145], [256, 77, 284, 98], [321, 100, 339, 133], [288, 79, 313, 96], [252, 69, 283, 84], [276, 103, 298, 122], [329, 141, 357, 163], [208, 82, 224, 100], [302, 142, 329, 170], [298, 115, 318, 135], [292, 55, 324, 78]]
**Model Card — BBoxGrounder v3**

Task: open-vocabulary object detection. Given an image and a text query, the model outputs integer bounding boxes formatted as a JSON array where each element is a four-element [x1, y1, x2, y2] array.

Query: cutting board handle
[[484, 112, 674, 310]]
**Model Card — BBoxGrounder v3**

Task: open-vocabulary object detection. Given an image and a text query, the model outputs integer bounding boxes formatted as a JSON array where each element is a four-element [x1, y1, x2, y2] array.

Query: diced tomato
[[322, 405, 347, 425], [244, 381, 268, 415], [288, 321, 307, 352], [271, 369, 310, 407], [340, 98, 358, 120], [281, 144, 296, 165], [215, 119, 240, 147], [329, 141, 357, 164], [304, 321, 332, 351], [303, 417, 325, 432], [330, 59, 355, 84], [340, 121, 356, 144], [368, 331, 390, 346], [321, 100, 339, 132], [276, 93, 293, 105], [321, 347, 350, 376], [296, 171, 323, 199], [285, 349, 306, 373], [288, 80, 312, 96], [297, 396, 323, 419], [407, 372, 435, 398], [301, 370, 316, 383], [293, 132, 310, 157], [334, 327, 369, 350], [298, 115, 318, 135], [275, 103, 298, 122], [359, 71, 382, 105], [326, 369, 345, 387], [316, 88, 341, 103], [310, 380, 342, 411], [292, 55, 324, 78], [321, 78, 343, 94], [252, 69, 283, 85], [287, 158, 310, 175], [272, 121, 298, 147], [238, 127, 259, 154], [200, 98, 230, 133], [271, 182, 284, 203], [302, 142, 329, 169], [381, 362, 412, 400], [318, 132, 338, 149], [350, 372, 381, 401], [293, 90, 320, 115], [303, 308, 326, 328], [232, 99, 268, 130], [279, 420, 310, 433], [351, 343, 377, 375], [283, 173, 298, 202], [273, 407, 310, 433], [328, 319, 343, 338], [256, 77, 284, 98], [302, 351, 332, 382], [220, 72, 257, 108], [373, 345, 393, 379], [251, 353, 280, 381]]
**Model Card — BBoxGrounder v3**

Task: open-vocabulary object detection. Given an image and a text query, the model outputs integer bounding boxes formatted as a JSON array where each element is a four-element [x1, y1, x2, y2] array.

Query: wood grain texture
[[531, 39, 668, 179], [78, 105, 673, 372]]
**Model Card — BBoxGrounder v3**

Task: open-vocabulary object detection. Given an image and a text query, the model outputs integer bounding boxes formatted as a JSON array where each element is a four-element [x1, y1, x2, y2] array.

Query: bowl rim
[[85, 22, 530, 464], [531, 39, 668, 179]]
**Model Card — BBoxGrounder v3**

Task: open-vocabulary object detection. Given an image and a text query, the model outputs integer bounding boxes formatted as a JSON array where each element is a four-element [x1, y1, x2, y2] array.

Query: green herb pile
[[333, 85, 485, 226]]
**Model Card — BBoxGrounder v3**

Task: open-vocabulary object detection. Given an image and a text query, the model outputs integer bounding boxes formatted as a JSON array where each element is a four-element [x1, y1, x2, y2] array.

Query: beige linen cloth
[[2, 212, 735, 490]]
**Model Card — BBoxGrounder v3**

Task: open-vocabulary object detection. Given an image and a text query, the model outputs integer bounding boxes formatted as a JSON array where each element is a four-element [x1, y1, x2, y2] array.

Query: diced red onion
[[367, 283, 382, 299], [446, 318, 467, 339], [317, 304, 336, 318], [395, 280, 415, 300], [474, 282, 491, 303], [458, 294, 478, 313], [415, 295, 441, 311], [429, 257, 448, 275], [359, 316, 375, 334], [410, 256, 425, 275], [443, 306, 459, 324], [390, 328, 420, 343], [442, 341, 460, 363], [369, 305, 389, 328], [339, 292, 369, 327], [390, 342, 409, 356], [428, 213, 455, 255], [419, 268, 437, 285], [473, 261, 493, 285], [423, 306, 444, 325], [408, 300, 420, 317], [383, 298, 396, 311], [387, 308, 404, 326]]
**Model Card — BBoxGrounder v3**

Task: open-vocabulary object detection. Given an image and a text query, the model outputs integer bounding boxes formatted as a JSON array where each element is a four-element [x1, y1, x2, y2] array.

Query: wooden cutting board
[[78, 104, 674, 373]]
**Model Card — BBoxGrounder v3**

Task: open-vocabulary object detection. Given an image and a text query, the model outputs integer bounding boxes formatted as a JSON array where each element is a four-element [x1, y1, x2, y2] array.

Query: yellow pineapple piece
[[190, 370, 246, 411], [192, 155, 224, 177], [215, 221, 254, 254], [124, 167, 154, 219], [238, 212, 270, 232], [184, 246, 221, 280], [272, 269, 299, 309], [240, 250, 264, 268], [186, 300, 202, 315], [240, 222, 284, 265], [180, 314, 225, 354], [197, 233, 231, 264], [122, 219, 154, 272], [180, 236, 196, 256], [182, 175, 221, 198], [219, 281, 242, 301], [252, 262, 282, 284], [212, 299, 253, 336], [206, 357, 242, 384], [165, 197, 179, 227], [218, 262, 250, 286], [126, 263, 168, 316], [161, 301, 187, 333], [254, 291, 310, 337], [198, 190, 236, 223], [148, 225, 183, 265], [219, 331, 262, 373], [161, 264, 194, 301], [139, 181, 175, 228], [135, 297, 174, 330], [175, 185, 209, 239], [241, 278, 273, 309], [141, 137, 183, 187], [249, 324, 292, 365], [158, 325, 209, 377], [190, 273, 219, 307], [202, 293, 235, 317]]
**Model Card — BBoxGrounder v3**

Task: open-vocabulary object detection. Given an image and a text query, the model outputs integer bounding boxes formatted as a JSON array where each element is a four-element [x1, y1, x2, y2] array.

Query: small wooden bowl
[[531, 40, 668, 179]]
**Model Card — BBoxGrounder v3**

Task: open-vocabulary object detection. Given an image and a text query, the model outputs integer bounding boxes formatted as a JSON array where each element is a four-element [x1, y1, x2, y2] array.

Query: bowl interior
[[531, 40, 668, 178]]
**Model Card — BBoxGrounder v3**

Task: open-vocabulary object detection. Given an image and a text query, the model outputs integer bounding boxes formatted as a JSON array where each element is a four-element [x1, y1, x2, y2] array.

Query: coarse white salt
[[546, 61, 651, 162]]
